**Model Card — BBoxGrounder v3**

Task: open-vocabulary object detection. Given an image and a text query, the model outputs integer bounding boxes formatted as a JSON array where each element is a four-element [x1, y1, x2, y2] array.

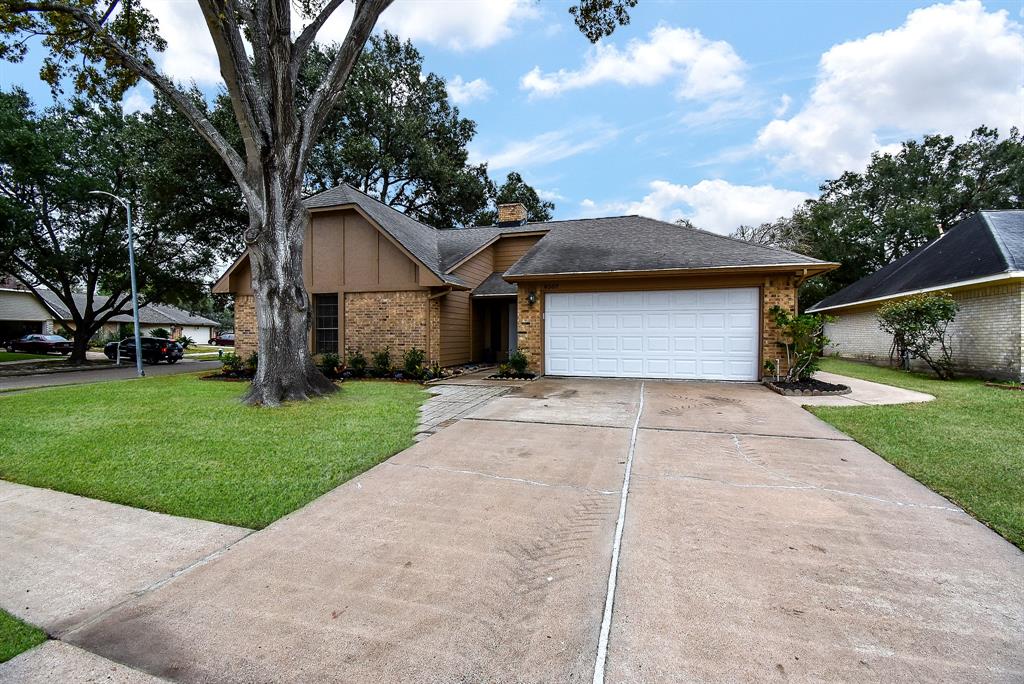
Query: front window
[[314, 294, 339, 354]]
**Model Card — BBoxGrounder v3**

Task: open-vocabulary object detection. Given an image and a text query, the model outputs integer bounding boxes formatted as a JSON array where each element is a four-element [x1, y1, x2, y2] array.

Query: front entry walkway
[[4, 378, 1021, 682]]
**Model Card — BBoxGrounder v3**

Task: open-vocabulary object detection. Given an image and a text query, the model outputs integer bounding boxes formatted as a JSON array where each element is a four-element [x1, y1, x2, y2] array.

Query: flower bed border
[[763, 380, 851, 397]]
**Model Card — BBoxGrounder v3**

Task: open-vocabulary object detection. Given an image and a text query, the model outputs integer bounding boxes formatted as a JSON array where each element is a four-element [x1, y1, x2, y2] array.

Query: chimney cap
[[497, 202, 528, 227]]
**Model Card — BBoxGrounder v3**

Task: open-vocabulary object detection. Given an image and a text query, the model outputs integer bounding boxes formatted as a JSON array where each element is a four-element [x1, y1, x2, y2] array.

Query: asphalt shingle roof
[[280, 184, 830, 289], [808, 210, 1024, 312], [503, 216, 826, 277], [34, 290, 219, 326], [471, 272, 518, 297]]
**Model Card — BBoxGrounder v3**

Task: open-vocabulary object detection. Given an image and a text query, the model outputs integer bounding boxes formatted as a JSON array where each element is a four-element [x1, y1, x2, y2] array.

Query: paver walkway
[[3, 378, 1021, 682], [415, 376, 521, 439]]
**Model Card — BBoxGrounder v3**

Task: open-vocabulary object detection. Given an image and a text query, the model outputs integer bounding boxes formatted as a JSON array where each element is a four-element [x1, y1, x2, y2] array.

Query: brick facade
[[427, 296, 441, 365], [516, 286, 543, 372], [343, 291, 434, 363], [516, 279, 800, 378], [233, 294, 257, 358], [761, 275, 799, 378], [824, 282, 1023, 381]]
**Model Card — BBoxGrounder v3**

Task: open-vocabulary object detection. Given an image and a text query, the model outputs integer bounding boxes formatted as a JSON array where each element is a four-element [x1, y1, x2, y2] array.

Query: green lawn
[[0, 610, 46, 664], [0, 374, 426, 529], [812, 358, 1024, 549], [0, 352, 54, 362]]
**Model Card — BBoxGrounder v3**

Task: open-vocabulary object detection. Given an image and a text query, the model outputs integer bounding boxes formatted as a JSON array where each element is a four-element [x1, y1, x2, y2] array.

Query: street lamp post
[[89, 190, 144, 378]]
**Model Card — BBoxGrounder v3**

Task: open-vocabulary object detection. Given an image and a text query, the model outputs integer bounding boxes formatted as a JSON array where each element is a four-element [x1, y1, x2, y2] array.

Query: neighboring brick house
[[214, 183, 836, 380], [808, 211, 1023, 382]]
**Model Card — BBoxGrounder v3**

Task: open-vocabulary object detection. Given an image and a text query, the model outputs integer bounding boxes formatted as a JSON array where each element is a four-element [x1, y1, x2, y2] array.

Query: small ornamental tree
[[767, 306, 834, 382], [876, 292, 959, 379]]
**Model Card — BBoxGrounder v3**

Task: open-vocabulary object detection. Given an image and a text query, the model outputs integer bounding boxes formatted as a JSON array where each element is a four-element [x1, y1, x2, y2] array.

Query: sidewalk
[[786, 370, 934, 407]]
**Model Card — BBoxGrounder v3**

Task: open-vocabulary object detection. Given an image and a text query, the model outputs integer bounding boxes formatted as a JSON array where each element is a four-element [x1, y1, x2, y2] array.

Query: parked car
[[5, 334, 73, 355], [208, 332, 235, 346], [103, 337, 184, 364]]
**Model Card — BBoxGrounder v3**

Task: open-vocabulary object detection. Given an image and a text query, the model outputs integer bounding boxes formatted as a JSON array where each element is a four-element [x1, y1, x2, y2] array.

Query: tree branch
[[299, 0, 393, 177], [7, 1, 258, 210]]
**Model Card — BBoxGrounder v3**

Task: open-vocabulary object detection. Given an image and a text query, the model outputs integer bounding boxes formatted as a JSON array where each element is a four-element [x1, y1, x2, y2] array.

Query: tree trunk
[[241, 186, 337, 406], [69, 325, 93, 364]]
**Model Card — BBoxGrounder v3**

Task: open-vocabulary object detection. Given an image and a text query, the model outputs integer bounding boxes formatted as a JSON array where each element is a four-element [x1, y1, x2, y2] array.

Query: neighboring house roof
[[33, 290, 219, 327], [472, 272, 518, 297], [504, 216, 827, 278], [808, 210, 1024, 313]]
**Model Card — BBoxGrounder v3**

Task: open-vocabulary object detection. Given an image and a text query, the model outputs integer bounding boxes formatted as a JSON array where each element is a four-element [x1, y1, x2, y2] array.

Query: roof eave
[[807, 270, 1024, 313], [504, 262, 839, 282]]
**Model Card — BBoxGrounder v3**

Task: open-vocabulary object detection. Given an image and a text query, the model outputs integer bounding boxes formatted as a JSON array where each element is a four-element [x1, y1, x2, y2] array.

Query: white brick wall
[[823, 282, 1023, 381]]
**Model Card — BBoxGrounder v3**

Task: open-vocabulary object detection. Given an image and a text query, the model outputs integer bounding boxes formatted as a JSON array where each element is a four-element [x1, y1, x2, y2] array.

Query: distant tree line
[[729, 127, 1023, 309]]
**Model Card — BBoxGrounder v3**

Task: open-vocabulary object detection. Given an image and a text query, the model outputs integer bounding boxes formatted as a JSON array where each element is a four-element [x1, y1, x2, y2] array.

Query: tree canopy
[[0, 88, 241, 361], [731, 126, 1024, 309]]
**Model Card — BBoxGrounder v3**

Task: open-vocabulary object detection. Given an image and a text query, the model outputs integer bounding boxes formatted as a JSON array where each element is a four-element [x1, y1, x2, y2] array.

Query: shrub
[[371, 347, 391, 374], [176, 335, 195, 350], [244, 351, 259, 373], [877, 292, 959, 379], [149, 327, 170, 339], [768, 306, 833, 382], [508, 349, 529, 375], [402, 347, 427, 377], [319, 352, 341, 377], [347, 350, 368, 377], [497, 362, 513, 377], [221, 352, 243, 373]]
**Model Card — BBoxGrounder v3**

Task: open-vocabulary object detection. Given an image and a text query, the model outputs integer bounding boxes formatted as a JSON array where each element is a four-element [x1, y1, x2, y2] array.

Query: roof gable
[[809, 210, 1024, 312]]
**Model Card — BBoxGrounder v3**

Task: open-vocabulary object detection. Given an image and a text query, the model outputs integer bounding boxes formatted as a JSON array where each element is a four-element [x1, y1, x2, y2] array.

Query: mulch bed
[[985, 382, 1024, 391], [486, 372, 537, 381], [764, 378, 851, 396]]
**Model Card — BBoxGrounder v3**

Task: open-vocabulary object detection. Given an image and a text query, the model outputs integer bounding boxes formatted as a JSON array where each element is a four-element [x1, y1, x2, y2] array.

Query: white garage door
[[544, 288, 759, 380]]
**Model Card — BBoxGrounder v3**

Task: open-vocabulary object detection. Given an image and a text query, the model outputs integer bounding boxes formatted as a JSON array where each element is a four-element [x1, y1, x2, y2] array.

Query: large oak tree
[[0, 0, 631, 405]]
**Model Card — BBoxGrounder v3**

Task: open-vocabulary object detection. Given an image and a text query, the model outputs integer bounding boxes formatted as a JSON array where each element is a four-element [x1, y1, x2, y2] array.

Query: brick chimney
[[497, 203, 528, 227]]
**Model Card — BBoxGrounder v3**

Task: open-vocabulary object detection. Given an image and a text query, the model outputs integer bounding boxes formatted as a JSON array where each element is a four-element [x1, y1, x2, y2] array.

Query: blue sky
[[3, 0, 1022, 233]]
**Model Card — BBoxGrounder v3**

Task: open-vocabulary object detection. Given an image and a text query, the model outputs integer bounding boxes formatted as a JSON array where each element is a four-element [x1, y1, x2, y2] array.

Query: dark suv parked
[[104, 337, 184, 364]]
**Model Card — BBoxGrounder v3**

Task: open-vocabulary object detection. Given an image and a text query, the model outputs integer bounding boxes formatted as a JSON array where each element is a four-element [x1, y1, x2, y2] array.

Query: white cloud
[[472, 121, 619, 170], [757, 0, 1024, 175], [142, 0, 531, 88], [521, 24, 745, 99], [122, 85, 153, 114], [773, 94, 791, 117], [583, 179, 811, 234], [447, 76, 493, 105], [377, 0, 537, 50], [142, 0, 222, 86], [536, 188, 566, 202]]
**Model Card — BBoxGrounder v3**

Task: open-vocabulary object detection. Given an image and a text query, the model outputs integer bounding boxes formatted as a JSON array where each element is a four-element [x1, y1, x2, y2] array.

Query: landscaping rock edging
[[763, 380, 852, 397]]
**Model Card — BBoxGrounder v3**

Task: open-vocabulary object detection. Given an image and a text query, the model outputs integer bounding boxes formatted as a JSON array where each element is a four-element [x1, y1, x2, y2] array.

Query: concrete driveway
[[48, 378, 1023, 682]]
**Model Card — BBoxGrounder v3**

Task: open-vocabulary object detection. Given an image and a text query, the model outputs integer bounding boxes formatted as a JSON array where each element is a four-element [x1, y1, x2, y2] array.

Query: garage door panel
[[545, 288, 758, 381], [548, 335, 570, 352]]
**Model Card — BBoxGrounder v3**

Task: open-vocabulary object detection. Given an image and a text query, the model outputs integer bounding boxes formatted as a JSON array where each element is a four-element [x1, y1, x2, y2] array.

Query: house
[[0, 287, 221, 343], [214, 184, 836, 380], [808, 211, 1023, 382]]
